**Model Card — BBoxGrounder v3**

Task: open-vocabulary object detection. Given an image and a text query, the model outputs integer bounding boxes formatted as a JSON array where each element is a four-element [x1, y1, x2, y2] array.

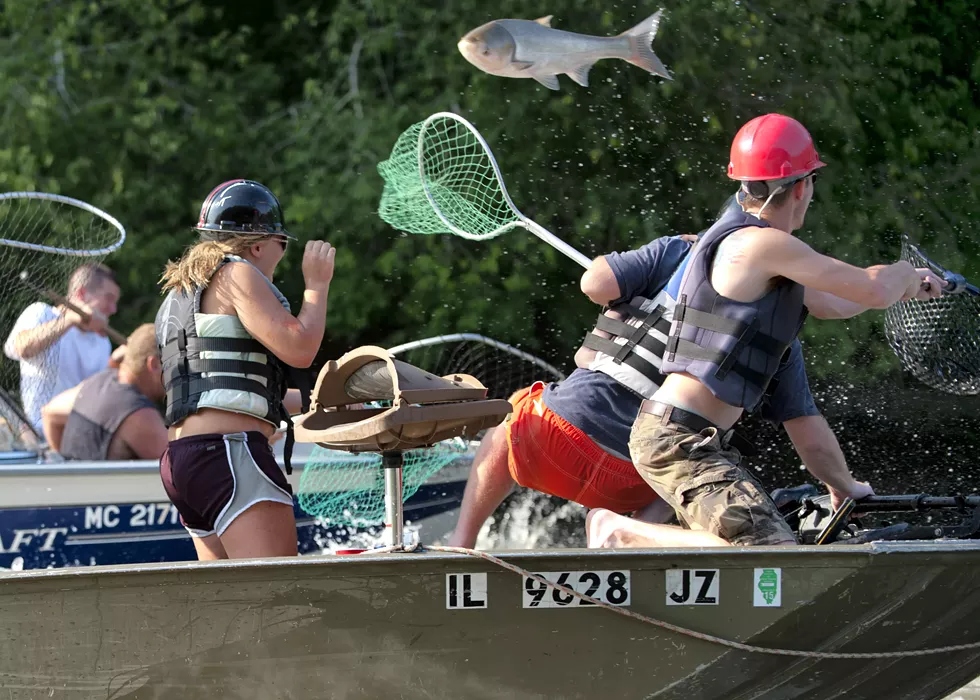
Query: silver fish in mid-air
[[457, 10, 671, 91]]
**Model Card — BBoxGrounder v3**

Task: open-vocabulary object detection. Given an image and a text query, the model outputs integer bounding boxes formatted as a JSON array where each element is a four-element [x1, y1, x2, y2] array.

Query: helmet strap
[[739, 173, 804, 218], [756, 190, 779, 218]]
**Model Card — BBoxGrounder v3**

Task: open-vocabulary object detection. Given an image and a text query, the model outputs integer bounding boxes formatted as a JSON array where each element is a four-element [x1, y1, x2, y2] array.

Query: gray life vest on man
[[60, 368, 156, 461], [583, 286, 679, 399], [154, 254, 310, 472], [660, 207, 807, 410]]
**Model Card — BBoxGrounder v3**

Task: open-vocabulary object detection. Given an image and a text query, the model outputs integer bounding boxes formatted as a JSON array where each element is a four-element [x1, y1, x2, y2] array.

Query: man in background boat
[[627, 113, 942, 547], [3, 263, 120, 433], [40, 323, 167, 461], [448, 197, 874, 549]]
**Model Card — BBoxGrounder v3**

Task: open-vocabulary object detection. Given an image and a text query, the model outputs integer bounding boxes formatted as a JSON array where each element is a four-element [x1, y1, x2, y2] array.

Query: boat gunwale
[[3, 540, 980, 587]]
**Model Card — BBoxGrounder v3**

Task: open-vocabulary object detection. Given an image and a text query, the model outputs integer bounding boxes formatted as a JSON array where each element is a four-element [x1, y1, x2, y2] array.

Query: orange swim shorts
[[504, 382, 658, 514]]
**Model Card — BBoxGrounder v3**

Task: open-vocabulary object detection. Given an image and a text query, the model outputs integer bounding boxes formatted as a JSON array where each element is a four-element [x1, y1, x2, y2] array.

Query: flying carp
[[457, 10, 671, 91]]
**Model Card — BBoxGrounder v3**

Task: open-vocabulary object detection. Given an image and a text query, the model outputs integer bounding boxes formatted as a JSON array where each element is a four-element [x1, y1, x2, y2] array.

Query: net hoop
[[388, 333, 566, 383], [884, 235, 980, 395], [417, 112, 527, 242], [0, 192, 126, 257]]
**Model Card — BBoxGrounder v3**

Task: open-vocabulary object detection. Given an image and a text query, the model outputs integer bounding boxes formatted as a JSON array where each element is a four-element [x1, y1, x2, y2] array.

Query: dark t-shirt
[[542, 235, 819, 459]]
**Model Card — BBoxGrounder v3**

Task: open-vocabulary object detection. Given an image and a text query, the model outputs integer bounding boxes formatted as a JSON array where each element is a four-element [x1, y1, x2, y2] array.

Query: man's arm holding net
[[6, 302, 109, 361], [6, 304, 64, 361]]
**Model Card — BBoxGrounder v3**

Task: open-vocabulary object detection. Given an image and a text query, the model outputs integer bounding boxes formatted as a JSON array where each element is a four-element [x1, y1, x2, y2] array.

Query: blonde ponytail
[[160, 234, 269, 294]]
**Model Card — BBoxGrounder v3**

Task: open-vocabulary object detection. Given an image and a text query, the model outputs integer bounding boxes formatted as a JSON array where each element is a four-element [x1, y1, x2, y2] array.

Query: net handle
[[903, 234, 980, 297], [418, 113, 593, 269], [0, 192, 126, 257], [17, 271, 128, 346]]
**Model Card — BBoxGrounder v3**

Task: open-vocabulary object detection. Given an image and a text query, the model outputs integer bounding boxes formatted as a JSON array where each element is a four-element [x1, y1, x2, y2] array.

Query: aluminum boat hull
[[1, 542, 978, 699]]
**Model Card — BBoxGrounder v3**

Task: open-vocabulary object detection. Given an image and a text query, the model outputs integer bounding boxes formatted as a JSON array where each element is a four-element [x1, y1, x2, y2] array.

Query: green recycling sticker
[[754, 568, 781, 607]]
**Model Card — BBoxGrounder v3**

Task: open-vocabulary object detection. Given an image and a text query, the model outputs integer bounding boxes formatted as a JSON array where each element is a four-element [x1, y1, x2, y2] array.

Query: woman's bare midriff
[[169, 408, 277, 441], [651, 373, 744, 430]]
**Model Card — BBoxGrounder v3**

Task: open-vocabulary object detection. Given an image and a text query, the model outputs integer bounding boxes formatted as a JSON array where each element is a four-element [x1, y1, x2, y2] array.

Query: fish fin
[[533, 15, 553, 27], [621, 8, 672, 80], [532, 74, 560, 90], [513, 61, 534, 71], [566, 62, 595, 88]]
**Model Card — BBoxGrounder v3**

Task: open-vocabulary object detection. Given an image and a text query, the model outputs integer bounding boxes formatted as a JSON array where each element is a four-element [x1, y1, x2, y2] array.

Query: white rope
[[362, 543, 980, 660]]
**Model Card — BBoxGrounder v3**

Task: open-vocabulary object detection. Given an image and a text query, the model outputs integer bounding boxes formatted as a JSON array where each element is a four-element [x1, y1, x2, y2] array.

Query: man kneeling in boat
[[40, 323, 167, 461], [627, 113, 943, 547], [449, 200, 873, 549]]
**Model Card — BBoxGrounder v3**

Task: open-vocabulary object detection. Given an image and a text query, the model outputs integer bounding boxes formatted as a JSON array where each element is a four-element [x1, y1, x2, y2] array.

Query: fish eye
[[482, 48, 490, 56]]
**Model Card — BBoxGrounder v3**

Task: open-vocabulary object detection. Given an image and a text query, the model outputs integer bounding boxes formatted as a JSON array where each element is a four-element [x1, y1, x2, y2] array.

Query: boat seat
[[293, 345, 512, 452]]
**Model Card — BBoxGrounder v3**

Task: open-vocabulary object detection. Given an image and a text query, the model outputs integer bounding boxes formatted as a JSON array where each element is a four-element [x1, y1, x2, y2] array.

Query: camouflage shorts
[[628, 412, 797, 546]]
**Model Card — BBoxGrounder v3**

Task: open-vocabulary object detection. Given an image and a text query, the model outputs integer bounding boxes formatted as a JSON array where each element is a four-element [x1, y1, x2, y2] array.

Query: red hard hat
[[727, 114, 827, 181]]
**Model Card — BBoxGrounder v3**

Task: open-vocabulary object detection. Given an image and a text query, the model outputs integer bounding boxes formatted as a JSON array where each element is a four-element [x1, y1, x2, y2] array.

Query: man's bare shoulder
[[741, 225, 795, 243], [717, 226, 789, 265], [730, 226, 808, 259]]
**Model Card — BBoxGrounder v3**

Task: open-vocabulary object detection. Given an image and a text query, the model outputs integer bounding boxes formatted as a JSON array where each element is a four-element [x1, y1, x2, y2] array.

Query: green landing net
[[377, 113, 521, 241], [296, 438, 468, 526]]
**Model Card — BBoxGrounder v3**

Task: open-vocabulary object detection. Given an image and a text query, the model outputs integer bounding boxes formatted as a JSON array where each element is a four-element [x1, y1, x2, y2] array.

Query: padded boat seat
[[293, 345, 511, 452]]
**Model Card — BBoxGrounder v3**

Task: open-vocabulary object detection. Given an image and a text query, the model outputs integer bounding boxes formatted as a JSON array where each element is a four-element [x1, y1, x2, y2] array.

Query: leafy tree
[[0, 0, 975, 385]]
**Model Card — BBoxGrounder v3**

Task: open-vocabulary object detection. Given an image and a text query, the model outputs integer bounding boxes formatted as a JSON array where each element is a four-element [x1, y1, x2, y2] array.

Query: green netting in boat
[[297, 438, 468, 525]]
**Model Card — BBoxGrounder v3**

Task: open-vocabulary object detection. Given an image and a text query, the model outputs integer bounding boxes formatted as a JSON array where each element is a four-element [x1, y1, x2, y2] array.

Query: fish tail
[[621, 8, 672, 80]]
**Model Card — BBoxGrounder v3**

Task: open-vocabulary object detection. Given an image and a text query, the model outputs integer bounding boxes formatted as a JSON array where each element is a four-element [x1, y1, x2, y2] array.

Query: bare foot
[[587, 509, 630, 548], [586, 508, 732, 549]]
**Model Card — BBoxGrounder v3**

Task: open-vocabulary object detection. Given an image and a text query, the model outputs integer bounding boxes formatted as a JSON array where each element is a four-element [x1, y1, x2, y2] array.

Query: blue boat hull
[[0, 480, 465, 570], [0, 440, 473, 570]]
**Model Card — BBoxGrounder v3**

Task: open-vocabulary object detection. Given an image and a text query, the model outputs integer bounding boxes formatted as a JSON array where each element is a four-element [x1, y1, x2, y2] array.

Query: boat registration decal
[[754, 567, 781, 607], [446, 573, 488, 609], [665, 568, 719, 606], [522, 570, 630, 609]]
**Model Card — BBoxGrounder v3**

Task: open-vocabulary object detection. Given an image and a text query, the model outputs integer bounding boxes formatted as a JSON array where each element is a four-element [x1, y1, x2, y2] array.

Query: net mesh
[[296, 335, 566, 525], [377, 115, 519, 240], [297, 439, 468, 527], [884, 239, 980, 395], [389, 334, 565, 400], [0, 194, 125, 445]]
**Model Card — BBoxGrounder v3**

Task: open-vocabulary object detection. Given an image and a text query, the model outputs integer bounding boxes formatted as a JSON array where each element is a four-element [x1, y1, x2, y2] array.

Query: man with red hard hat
[[625, 113, 945, 546]]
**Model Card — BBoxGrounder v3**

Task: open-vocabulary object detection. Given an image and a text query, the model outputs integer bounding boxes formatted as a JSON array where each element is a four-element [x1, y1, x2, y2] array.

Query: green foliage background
[[1, 0, 977, 380]]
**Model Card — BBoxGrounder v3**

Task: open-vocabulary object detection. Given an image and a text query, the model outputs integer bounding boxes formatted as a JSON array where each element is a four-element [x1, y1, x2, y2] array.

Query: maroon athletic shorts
[[159, 431, 293, 537]]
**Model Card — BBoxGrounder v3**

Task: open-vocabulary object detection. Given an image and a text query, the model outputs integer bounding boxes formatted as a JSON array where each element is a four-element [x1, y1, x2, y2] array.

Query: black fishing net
[[388, 333, 566, 400], [884, 238, 980, 395]]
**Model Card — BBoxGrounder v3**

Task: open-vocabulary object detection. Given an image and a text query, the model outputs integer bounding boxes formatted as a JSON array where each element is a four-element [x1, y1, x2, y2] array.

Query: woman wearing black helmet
[[155, 179, 335, 560]]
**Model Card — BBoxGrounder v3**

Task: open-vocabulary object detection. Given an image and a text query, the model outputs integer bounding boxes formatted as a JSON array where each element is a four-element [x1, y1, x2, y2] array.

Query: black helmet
[[194, 179, 295, 240]]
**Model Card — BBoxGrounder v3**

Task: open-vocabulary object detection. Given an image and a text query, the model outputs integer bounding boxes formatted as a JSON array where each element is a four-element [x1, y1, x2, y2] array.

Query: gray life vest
[[60, 368, 156, 461], [155, 255, 310, 472], [660, 207, 807, 410], [583, 287, 678, 399]]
